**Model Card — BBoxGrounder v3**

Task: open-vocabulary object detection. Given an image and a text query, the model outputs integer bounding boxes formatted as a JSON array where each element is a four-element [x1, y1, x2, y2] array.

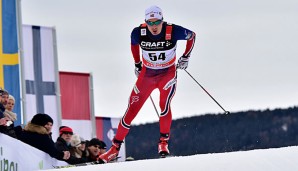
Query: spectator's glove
[[6, 121, 13, 127], [134, 61, 142, 77], [177, 56, 190, 69]]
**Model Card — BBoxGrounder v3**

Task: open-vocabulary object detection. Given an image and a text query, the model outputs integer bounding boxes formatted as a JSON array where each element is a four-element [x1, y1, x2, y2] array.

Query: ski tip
[[96, 159, 106, 164], [159, 152, 170, 158], [160, 154, 166, 158]]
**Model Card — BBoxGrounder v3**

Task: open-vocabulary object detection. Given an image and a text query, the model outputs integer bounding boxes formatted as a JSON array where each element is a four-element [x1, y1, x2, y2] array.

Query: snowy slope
[[45, 146, 298, 171]]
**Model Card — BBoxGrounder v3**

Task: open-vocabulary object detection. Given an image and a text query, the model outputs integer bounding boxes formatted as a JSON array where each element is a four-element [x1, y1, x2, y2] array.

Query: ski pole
[[184, 69, 230, 114], [149, 95, 160, 118]]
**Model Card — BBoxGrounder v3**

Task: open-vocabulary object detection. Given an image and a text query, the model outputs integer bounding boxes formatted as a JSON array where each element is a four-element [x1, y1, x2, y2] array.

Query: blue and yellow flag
[[0, 0, 21, 125]]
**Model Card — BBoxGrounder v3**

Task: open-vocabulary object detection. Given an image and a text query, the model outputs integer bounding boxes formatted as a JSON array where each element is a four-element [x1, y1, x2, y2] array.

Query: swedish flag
[[0, 0, 21, 125]]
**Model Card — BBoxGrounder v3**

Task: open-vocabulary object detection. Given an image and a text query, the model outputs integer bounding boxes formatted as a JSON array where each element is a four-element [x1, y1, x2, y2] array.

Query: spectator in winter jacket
[[86, 138, 107, 162], [5, 95, 15, 111], [55, 126, 73, 150], [0, 93, 22, 139], [98, 140, 107, 155], [0, 97, 7, 127], [2, 95, 19, 138], [69, 134, 88, 162], [55, 126, 87, 164], [0, 88, 9, 106], [0, 88, 9, 133], [78, 137, 88, 156], [18, 113, 70, 160], [43, 116, 53, 139], [0, 88, 7, 120]]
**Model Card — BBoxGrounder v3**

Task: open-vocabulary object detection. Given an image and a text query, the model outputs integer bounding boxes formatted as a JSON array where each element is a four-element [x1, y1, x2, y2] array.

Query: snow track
[[45, 146, 298, 171]]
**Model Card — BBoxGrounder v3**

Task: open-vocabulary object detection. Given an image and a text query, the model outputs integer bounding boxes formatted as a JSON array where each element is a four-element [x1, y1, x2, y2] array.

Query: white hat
[[8, 95, 15, 102], [145, 5, 163, 21], [70, 134, 81, 147]]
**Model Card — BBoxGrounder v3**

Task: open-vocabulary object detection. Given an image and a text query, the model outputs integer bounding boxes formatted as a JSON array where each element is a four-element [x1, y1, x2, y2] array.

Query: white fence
[[0, 133, 68, 171]]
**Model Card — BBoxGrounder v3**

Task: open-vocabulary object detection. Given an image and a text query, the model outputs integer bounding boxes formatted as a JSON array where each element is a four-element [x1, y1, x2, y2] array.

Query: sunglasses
[[146, 20, 162, 26], [62, 131, 73, 135]]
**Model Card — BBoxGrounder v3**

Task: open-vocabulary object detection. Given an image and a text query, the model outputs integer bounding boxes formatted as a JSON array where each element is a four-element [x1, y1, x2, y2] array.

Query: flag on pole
[[22, 25, 61, 139], [96, 117, 126, 162], [0, 0, 21, 126], [59, 71, 96, 140]]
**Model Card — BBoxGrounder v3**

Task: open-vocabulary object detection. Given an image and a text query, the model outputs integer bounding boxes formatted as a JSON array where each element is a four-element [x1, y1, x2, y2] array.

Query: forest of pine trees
[[125, 106, 298, 160]]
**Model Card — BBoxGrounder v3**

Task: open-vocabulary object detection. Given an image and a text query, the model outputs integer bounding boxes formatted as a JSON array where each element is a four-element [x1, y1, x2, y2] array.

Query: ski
[[160, 154, 175, 159], [53, 161, 103, 169], [159, 151, 170, 158], [53, 157, 122, 168]]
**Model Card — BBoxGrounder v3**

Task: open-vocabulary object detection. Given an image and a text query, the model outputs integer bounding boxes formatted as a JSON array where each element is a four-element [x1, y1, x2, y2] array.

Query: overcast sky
[[21, 0, 298, 125]]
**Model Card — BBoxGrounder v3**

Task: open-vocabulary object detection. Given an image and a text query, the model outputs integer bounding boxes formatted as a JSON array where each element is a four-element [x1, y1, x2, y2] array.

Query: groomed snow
[[45, 146, 298, 171]]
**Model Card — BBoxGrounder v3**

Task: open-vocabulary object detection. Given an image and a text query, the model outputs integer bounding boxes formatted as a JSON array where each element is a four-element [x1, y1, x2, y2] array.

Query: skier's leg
[[159, 84, 176, 135], [157, 66, 177, 156], [98, 68, 155, 163], [114, 68, 155, 141], [114, 82, 154, 141]]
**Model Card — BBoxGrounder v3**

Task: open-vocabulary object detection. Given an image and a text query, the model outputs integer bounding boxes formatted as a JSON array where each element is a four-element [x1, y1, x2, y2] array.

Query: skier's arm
[[131, 27, 142, 76], [130, 27, 141, 64], [183, 32, 196, 57], [173, 24, 196, 57], [174, 25, 196, 69], [131, 44, 141, 64]]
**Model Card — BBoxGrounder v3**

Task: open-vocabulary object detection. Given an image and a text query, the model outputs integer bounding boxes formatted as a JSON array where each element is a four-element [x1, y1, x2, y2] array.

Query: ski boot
[[158, 134, 170, 158], [97, 139, 122, 163]]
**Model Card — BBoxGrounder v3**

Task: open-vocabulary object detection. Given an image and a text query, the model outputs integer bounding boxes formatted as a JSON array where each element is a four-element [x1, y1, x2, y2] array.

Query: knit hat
[[80, 137, 86, 144], [31, 113, 53, 126], [88, 138, 107, 149], [145, 5, 163, 21], [59, 126, 73, 136], [100, 141, 107, 149], [8, 95, 15, 102], [70, 134, 81, 147]]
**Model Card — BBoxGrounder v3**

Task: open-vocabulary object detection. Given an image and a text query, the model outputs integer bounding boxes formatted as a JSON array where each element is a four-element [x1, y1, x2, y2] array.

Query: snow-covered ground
[[45, 146, 298, 171]]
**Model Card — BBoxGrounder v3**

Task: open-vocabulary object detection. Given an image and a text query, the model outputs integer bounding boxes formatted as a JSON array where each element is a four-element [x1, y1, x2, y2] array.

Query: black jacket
[[18, 122, 64, 160], [0, 105, 21, 138], [0, 103, 4, 118], [0, 103, 5, 133], [0, 122, 18, 138]]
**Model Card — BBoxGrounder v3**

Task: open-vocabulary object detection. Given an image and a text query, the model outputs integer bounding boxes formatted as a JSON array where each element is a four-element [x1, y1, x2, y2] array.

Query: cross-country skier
[[98, 5, 196, 163]]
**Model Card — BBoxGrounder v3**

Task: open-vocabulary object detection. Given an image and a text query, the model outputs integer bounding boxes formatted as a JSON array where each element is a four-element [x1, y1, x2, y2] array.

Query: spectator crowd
[[0, 87, 110, 165]]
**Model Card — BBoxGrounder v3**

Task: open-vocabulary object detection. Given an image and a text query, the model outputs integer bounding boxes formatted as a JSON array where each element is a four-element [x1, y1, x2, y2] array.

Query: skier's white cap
[[145, 5, 163, 21]]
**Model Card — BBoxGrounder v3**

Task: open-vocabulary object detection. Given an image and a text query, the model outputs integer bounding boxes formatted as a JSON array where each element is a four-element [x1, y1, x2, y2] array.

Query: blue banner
[[1, 0, 21, 126]]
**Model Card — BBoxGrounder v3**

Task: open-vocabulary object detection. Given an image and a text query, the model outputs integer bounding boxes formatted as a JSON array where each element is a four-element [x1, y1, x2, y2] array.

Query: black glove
[[134, 61, 142, 77]]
